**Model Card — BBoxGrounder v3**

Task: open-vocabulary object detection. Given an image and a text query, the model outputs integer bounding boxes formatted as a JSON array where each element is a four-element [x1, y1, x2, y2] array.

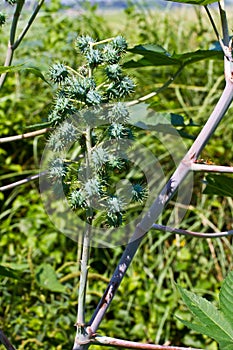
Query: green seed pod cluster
[[47, 35, 147, 228]]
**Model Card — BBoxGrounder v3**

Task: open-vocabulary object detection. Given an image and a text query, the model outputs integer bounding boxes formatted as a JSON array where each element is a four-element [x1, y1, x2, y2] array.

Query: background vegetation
[[0, 1, 233, 349]]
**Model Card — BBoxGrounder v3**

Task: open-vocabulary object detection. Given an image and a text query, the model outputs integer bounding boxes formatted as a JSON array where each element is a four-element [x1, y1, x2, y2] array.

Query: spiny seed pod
[[48, 133, 65, 152], [85, 89, 102, 106], [76, 35, 95, 53], [108, 102, 129, 123], [107, 76, 135, 99], [108, 123, 133, 140], [103, 45, 120, 64], [48, 96, 76, 125], [48, 158, 67, 181], [92, 147, 109, 169], [112, 36, 128, 52], [70, 189, 87, 209], [84, 178, 102, 197], [49, 63, 69, 84], [106, 196, 124, 227], [105, 64, 123, 81], [132, 184, 147, 203], [85, 48, 103, 68], [59, 121, 77, 142]]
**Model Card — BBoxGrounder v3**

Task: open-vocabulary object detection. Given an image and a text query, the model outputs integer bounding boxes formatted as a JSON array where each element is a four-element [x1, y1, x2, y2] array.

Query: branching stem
[[0, 128, 52, 144], [87, 71, 233, 337], [152, 223, 233, 238], [0, 0, 44, 88]]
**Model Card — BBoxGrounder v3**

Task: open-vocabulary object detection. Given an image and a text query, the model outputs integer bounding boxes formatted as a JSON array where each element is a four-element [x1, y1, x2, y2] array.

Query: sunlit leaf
[[178, 285, 233, 344]]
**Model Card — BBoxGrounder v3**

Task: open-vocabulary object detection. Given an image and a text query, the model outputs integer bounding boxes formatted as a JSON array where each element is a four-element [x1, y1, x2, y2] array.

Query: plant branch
[[13, 0, 45, 50], [127, 65, 184, 107], [85, 67, 233, 339], [91, 336, 202, 350], [0, 172, 46, 192], [0, 0, 25, 88], [0, 330, 16, 350], [152, 223, 233, 238], [0, 128, 52, 144], [77, 226, 91, 326], [191, 163, 233, 173], [0, 0, 44, 88], [73, 226, 92, 350]]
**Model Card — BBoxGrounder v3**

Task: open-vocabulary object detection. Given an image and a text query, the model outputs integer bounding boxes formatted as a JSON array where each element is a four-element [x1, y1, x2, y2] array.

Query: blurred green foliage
[[0, 1, 233, 349]]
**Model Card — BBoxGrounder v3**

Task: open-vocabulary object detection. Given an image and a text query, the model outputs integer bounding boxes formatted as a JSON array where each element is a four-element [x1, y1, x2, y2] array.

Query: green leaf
[[178, 285, 233, 344], [219, 271, 233, 324], [203, 175, 233, 197], [176, 316, 217, 339], [0, 64, 49, 83], [124, 45, 222, 69], [35, 263, 66, 293], [219, 342, 233, 350], [173, 49, 223, 66], [129, 103, 185, 129], [24, 66, 49, 84], [128, 103, 195, 139], [125, 44, 180, 68], [0, 265, 19, 279], [0, 64, 24, 73], [165, 0, 217, 5]]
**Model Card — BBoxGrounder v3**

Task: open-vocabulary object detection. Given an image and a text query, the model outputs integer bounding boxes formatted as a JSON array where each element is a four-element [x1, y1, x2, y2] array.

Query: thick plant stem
[[73, 226, 92, 350], [73, 101, 94, 349], [77, 226, 91, 326], [87, 78, 233, 336]]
